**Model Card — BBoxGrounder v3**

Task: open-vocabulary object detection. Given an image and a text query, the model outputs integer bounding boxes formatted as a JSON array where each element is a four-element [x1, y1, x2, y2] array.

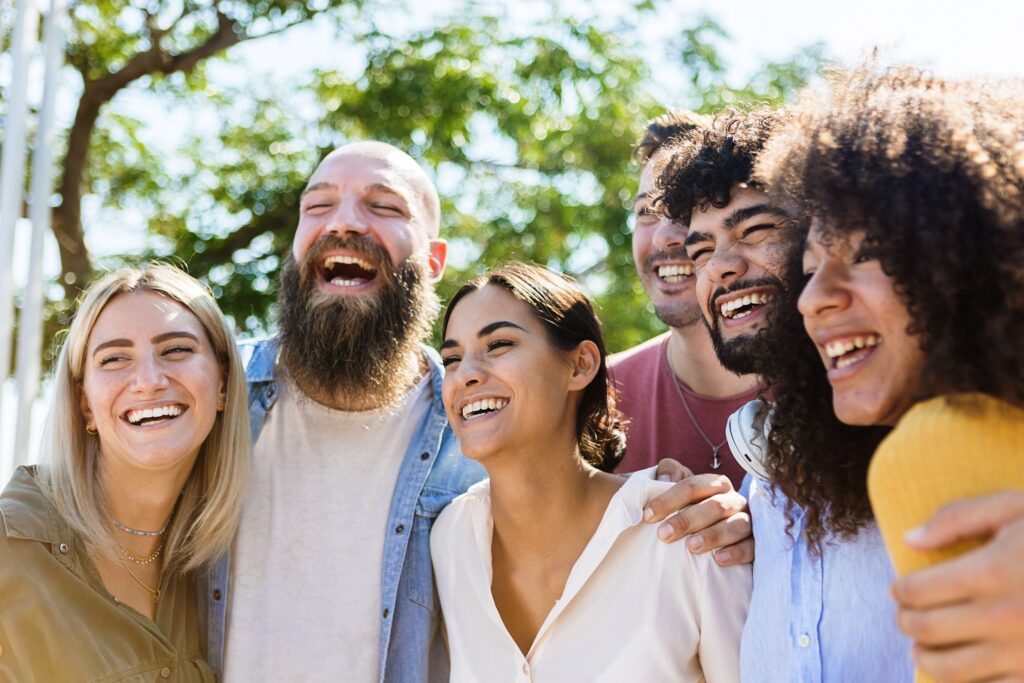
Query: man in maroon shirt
[[610, 111, 760, 489]]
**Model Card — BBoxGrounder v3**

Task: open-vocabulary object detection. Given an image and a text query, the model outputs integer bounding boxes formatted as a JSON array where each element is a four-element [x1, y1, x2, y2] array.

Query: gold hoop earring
[[85, 422, 97, 435]]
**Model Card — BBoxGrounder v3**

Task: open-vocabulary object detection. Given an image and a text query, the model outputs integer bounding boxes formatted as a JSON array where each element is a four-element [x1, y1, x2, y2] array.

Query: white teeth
[[825, 335, 881, 359], [460, 398, 509, 420], [330, 278, 363, 287], [719, 291, 774, 318], [657, 264, 693, 281], [324, 254, 376, 272], [126, 404, 183, 425]]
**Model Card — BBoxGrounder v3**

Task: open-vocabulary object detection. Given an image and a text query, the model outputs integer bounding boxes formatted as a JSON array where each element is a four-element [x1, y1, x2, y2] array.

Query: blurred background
[[2, 0, 1023, 477]]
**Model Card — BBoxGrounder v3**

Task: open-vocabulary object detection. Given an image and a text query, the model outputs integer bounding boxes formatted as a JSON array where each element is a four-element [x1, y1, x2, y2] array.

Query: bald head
[[318, 141, 441, 236]]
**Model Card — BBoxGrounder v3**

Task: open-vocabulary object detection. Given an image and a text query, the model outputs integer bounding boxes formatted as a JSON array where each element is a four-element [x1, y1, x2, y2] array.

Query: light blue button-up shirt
[[204, 338, 486, 683], [741, 475, 914, 682]]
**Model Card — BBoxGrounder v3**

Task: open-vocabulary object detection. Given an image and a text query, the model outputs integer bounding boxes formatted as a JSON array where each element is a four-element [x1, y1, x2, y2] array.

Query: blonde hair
[[38, 263, 250, 574]]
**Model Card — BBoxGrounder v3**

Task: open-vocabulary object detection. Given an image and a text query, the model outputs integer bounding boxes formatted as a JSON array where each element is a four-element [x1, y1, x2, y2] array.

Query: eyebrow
[[91, 331, 200, 355], [440, 320, 526, 350], [722, 203, 790, 229], [300, 182, 334, 199], [633, 191, 652, 207]]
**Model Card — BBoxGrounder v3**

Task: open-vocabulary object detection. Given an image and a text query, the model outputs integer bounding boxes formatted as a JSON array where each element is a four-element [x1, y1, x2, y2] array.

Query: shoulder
[[883, 393, 1024, 451], [237, 336, 279, 382], [1, 467, 54, 544], [607, 333, 668, 372], [430, 480, 490, 559]]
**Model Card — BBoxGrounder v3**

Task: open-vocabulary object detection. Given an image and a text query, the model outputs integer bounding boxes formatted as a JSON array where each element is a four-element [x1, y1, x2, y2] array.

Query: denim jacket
[[205, 338, 486, 682]]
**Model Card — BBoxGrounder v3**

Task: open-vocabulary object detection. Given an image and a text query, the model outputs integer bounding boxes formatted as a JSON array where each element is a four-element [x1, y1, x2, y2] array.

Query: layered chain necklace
[[112, 517, 171, 603], [665, 343, 728, 470]]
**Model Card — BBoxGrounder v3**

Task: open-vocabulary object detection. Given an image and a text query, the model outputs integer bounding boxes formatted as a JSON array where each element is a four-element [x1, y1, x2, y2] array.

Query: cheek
[[292, 222, 318, 261]]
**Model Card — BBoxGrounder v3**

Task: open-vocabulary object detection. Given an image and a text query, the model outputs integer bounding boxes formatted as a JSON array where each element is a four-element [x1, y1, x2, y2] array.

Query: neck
[[294, 349, 426, 411], [486, 434, 619, 555], [101, 458, 192, 555], [666, 324, 760, 398]]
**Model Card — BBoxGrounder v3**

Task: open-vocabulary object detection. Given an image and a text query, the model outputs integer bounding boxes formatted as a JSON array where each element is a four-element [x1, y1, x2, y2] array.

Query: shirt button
[[798, 634, 811, 648], [383, 608, 390, 618], [58, 543, 69, 554], [420, 451, 430, 461], [395, 524, 405, 534], [522, 662, 529, 674], [160, 666, 172, 678], [213, 589, 222, 601]]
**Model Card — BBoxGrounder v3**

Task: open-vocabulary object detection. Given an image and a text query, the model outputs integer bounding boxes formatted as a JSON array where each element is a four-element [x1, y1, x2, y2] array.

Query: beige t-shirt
[[431, 469, 751, 683], [224, 375, 431, 683]]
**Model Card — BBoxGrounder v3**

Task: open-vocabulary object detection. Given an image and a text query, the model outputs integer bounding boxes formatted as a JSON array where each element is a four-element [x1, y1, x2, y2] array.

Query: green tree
[[164, 7, 821, 350]]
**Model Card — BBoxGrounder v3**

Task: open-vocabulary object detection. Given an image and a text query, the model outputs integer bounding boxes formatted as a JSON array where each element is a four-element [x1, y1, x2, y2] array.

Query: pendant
[[711, 446, 721, 470]]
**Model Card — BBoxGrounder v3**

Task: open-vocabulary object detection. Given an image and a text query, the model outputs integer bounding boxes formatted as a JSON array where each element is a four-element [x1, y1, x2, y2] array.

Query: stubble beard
[[654, 299, 704, 330], [277, 235, 439, 410]]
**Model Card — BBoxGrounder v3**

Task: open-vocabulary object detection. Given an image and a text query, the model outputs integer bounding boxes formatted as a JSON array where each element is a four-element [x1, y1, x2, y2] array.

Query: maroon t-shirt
[[608, 333, 761, 490]]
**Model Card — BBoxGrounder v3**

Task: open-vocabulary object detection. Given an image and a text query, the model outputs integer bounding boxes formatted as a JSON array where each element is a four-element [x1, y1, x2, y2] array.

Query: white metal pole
[[0, 0, 39, 424], [14, 0, 65, 464]]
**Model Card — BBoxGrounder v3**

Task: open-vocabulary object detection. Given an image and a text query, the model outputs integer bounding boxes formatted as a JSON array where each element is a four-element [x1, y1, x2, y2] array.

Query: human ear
[[567, 340, 601, 391], [427, 239, 448, 281], [78, 384, 94, 423]]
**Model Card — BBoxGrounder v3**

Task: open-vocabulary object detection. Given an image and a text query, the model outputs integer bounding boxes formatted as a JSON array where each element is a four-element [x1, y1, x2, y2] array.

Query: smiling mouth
[[719, 290, 774, 320], [321, 254, 378, 288], [825, 334, 881, 370], [123, 404, 187, 426], [461, 398, 509, 421], [656, 264, 693, 283]]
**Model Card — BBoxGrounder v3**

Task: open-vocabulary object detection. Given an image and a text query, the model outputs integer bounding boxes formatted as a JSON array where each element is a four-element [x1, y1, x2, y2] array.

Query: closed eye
[[487, 339, 515, 352], [99, 354, 129, 367], [441, 355, 460, 368], [742, 223, 777, 239], [163, 345, 195, 357]]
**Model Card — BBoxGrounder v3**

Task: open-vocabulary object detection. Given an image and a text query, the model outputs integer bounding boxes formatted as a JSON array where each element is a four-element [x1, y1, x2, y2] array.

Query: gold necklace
[[118, 559, 162, 603], [118, 540, 164, 566]]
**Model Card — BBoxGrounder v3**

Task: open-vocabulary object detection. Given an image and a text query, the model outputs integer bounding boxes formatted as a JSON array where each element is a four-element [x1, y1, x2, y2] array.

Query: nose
[[131, 355, 170, 395], [324, 198, 368, 238], [705, 243, 748, 287], [798, 263, 851, 320], [652, 216, 687, 252]]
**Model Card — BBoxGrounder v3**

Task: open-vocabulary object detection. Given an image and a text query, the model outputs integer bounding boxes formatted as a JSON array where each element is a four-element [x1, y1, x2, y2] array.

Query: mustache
[[300, 234, 393, 273], [642, 247, 693, 273], [709, 276, 783, 314]]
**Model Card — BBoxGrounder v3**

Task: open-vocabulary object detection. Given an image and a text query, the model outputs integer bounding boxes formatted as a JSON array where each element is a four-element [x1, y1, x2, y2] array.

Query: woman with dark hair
[[757, 67, 1024, 682], [431, 262, 749, 682]]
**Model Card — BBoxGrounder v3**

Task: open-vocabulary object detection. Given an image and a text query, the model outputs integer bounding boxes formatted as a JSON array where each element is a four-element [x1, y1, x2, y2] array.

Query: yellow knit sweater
[[868, 393, 1024, 683]]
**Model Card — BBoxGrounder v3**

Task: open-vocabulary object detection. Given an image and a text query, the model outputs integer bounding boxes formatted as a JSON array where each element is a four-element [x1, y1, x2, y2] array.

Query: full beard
[[707, 275, 789, 376], [277, 235, 440, 410]]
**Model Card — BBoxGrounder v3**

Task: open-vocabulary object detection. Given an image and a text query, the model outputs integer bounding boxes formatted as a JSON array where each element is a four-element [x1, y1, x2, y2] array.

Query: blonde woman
[[0, 264, 249, 681]]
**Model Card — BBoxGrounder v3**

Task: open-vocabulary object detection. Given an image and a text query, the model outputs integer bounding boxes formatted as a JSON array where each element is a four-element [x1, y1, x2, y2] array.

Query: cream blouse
[[430, 468, 751, 683]]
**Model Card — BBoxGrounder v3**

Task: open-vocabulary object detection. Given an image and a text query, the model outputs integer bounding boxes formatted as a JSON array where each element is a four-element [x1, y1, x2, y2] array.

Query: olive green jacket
[[0, 467, 214, 682]]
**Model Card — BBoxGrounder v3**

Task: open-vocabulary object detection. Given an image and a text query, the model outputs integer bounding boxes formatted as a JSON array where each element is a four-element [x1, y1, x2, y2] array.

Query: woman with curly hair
[[432, 262, 750, 682], [758, 67, 1024, 682]]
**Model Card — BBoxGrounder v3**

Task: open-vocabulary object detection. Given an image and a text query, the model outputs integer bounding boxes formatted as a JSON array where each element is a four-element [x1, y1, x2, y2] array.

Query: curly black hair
[[658, 108, 790, 225], [633, 109, 712, 163], [754, 66, 1024, 549]]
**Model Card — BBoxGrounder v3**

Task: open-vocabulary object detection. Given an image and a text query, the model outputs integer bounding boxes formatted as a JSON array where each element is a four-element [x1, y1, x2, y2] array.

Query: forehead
[[689, 187, 771, 236], [447, 285, 538, 332], [308, 152, 421, 199], [89, 291, 201, 341]]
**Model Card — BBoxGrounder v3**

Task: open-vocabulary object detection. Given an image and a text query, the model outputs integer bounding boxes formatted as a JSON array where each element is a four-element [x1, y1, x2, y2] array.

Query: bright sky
[[2, 0, 1023, 476]]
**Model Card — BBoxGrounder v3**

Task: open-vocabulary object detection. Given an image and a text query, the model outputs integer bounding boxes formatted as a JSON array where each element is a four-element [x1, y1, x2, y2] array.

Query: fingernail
[[657, 524, 672, 540], [643, 507, 654, 522], [904, 525, 926, 545], [657, 474, 671, 482], [686, 534, 702, 550], [714, 548, 731, 564]]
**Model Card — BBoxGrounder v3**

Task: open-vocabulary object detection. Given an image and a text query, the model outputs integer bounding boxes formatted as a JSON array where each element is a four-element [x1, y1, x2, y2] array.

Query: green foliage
[[164, 5, 821, 352], [11, 0, 824, 369]]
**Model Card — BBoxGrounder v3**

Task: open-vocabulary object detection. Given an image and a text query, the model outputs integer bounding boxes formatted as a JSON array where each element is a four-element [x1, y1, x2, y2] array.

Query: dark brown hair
[[754, 66, 1024, 549], [659, 108, 789, 225], [633, 109, 712, 163], [442, 263, 625, 471]]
